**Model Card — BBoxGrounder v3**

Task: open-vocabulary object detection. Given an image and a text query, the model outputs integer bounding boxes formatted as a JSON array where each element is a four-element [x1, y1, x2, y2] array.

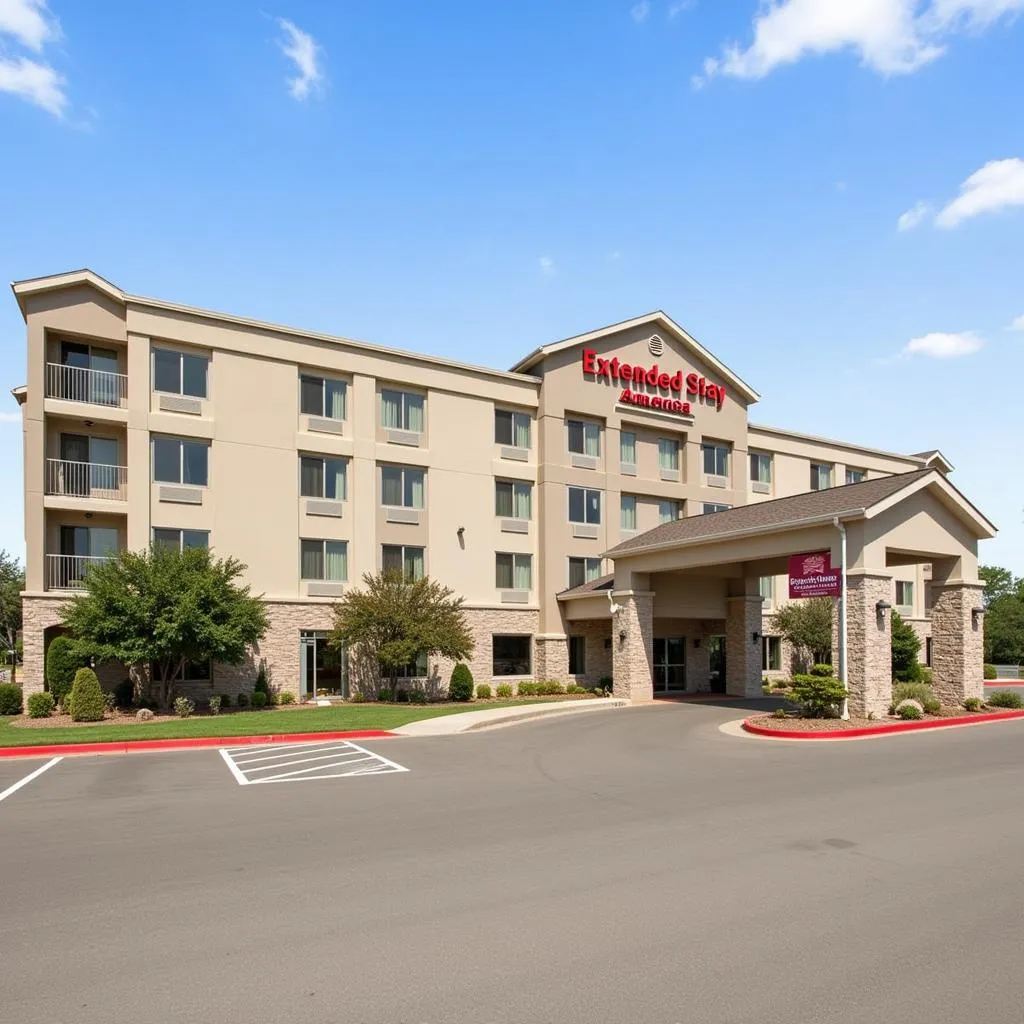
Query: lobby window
[[702, 442, 729, 478], [381, 465, 425, 508], [810, 463, 833, 491], [300, 539, 348, 582], [163, 658, 211, 683], [390, 651, 428, 679], [568, 556, 602, 589], [495, 480, 531, 519], [495, 409, 530, 449], [762, 637, 782, 672], [153, 436, 209, 486], [300, 455, 348, 501], [568, 487, 601, 525], [621, 495, 637, 531], [153, 528, 209, 552], [703, 502, 731, 515], [153, 348, 208, 399], [569, 636, 586, 675], [846, 467, 867, 484], [382, 544, 425, 580], [495, 552, 532, 591], [896, 581, 914, 612], [381, 389, 424, 433], [750, 452, 772, 488], [300, 375, 347, 420], [493, 635, 531, 676], [658, 500, 680, 525], [620, 430, 637, 467], [658, 438, 680, 475], [567, 418, 601, 457], [758, 576, 775, 609]]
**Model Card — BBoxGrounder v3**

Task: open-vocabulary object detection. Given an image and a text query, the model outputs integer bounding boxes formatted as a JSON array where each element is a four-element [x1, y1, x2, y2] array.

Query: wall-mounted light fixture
[[876, 599, 891, 622], [751, 631, 760, 644], [84, 512, 93, 520], [457, 526, 465, 537], [972, 606, 985, 627], [618, 630, 627, 645], [693, 638, 701, 649]]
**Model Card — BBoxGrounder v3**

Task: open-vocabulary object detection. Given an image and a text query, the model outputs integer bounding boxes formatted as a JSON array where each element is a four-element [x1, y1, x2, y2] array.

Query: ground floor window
[[925, 637, 932, 667], [383, 651, 428, 679], [164, 658, 211, 682], [568, 635, 586, 675], [300, 631, 347, 699], [762, 636, 782, 672], [493, 635, 531, 676]]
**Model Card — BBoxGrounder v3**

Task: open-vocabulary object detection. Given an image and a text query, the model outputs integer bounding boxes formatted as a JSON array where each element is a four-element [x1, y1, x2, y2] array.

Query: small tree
[[771, 597, 834, 669], [69, 667, 105, 722], [46, 635, 89, 705], [60, 546, 268, 709], [0, 550, 24, 684], [891, 610, 922, 682], [330, 571, 474, 699]]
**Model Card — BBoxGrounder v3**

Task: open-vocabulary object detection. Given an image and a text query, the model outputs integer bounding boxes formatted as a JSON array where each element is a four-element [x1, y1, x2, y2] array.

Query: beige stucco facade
[[12, 270, 992, 706]]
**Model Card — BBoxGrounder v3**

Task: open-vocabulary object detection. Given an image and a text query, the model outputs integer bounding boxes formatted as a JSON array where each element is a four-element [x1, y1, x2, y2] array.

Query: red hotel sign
[[581, 348, 726, 419], [788, 552, 842, 599]]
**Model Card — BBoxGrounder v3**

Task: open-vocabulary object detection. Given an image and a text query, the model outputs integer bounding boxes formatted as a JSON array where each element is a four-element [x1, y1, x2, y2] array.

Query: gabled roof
[[509, 311, 761, 404], [912, 450, 955, 473], [11, 269, 124, 318], [557, 574, 614, 599]]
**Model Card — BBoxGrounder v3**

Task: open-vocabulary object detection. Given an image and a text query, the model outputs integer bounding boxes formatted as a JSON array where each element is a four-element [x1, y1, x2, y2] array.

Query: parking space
[[0, 755, 63, 804], [219, 739, 409, 785]]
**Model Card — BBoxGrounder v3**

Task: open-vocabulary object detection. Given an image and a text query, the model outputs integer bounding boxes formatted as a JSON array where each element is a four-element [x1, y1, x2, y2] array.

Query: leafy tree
[[60, 546, 268, 708], [980, 565, 1017, 606], [330, 571, 474, 699], [890, 610, 923, 682], [45, 635, 90, 705], [770, 597, 834, 668], [977, 564, 1024, 665], [0, 550, 24, 684]]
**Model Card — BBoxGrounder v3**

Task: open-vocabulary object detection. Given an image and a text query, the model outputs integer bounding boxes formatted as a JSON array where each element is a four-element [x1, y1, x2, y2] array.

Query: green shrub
[[892, 682, 940, 715], [963, 696, 983, 712], [217, 693, 232, 708], [772, 707, 788, 719], [254, 666, 269, 697], [566, 684, 586, 694], [45, 636, 87, 706], [408, 689, 428, 704], [27, 691, 54, 718], [789, 674, 847, 719], [251, 691, 268, 708], [449, 663, 474, 702], [349, 691, 366, 703], [69, 668, 105, 722], [278, 691, 296, 705], [208, 695, 222, 716], [104, 691, 117, 713], [918, 667, 933, 684], [114, 678, 135, 709], [891, 611, 923, 682], [897, 702, 923, 720], [517, 682, 537, 696], [395, 688, 410, 703], [495, 683, 513, 699], [235, 692, 249, 707], [0, 683, 22, 715], [984, 664, 998, 680], [987, 690, 1024, 710], [809, 663, 834, 677], [592, 687, 605, 696], [174, 696, 195, 718], [476, 683, 492, 699], [545, 681, 566, 695], [598, 676, 613, 692]]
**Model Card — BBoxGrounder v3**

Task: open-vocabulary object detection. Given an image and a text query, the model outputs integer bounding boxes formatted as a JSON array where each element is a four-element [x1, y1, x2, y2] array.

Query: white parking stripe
[[246, 756, 378, 782], [228, 741, 351, 763], [219, 740, 408, 786], [241, 750, 371, 773], [0, 757, 63, 804]]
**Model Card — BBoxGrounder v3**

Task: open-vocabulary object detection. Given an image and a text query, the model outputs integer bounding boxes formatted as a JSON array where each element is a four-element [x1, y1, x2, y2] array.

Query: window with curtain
[[758, 576, 775, 607], [153, 436, 209, 486], [300, 455, 347, 500], [568, 487, 601, 524], [154, 349, 208, 398], [702, 443, 729, 477], [620, 431, 637, 466], [762, 637, 782, 672], [381, 390, 424, 432], [300, 539, 348, 581], [567, 419, 600, 457], [750, 452, 772, 485], [658, 438, 680, 471], [492, 635, 531, 676], [895, 581, 914, 608], [381, 466, 424, 508], [569, 636, 586, 675], [703, 502, 731, 514], [810, 463, 833, 490], [568, 557, 602, 589], [153, 528, 209, 552], [495, 553, 532, 590], [494, 409, 531, 448], [300, 375, 347, 419], [846, 468, 866, 484], [658, 501, 679, 524], [382, 545, 425, 580], [620, 495, 637, 531], [495, 481, 531, 519]]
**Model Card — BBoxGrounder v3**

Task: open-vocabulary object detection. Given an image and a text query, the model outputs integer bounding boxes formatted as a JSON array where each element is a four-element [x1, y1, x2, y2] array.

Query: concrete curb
[[742, 709, 1024, 741], [393, 697, 629, 736]]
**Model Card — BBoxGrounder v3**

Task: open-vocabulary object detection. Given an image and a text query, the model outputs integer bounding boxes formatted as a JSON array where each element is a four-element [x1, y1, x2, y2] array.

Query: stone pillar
[[20, 596, 68, 704], [534, 635, 569, 684], [846, 573, 892, 717], [612, 592, 654, 703], [930, 582, 985, 705], [726, 595, 764, 697], [688, 635, 711, 693]]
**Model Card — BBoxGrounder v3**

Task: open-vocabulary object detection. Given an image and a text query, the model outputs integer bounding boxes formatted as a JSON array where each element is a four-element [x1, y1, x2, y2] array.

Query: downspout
[[833, 516, 849, 721]]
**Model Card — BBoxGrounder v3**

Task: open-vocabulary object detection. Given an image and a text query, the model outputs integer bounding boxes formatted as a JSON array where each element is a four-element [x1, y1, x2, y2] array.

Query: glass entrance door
[[300, 632, 347, 700], [653, 637, 686, 693], [708, 636, 727, 693]]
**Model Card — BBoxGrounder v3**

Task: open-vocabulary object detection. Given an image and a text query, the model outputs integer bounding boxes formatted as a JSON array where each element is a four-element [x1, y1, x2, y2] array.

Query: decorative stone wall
[[20, 596, 68, 701], [435, 607, 542, 694], [930, 583, 984, 705], [846, 574, 893, 717], [612, 592, 654, 702], [533, 635, 569, 685], [564, 619, 613, 688], [725, 595, 763, 697]]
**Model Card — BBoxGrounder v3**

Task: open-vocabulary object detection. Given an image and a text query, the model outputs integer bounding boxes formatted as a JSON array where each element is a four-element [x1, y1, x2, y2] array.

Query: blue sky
[[1, 0, 1022, 570]]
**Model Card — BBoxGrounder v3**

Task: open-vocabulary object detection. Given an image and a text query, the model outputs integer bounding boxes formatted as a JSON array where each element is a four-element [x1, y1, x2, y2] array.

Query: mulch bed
[[747, 707, 1020, 733]]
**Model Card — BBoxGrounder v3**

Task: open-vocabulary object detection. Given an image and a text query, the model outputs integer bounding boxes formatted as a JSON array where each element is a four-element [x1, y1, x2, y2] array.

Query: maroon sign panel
[[788, 551, 842, 599]]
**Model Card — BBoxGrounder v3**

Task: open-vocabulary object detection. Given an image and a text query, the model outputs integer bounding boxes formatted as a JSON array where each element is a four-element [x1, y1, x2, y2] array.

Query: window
[[390, 651, 428, 679], [496, 553, 532, 590], [495, 480, 532, 519], [568, 556, 602, 589], [569, 636, 586, 675], [495, 409, 530, 448], [154, 349, 208, 398], [658, 500, 680, 524], [381, 389, 424, 432], [620, 430, 637, 466], [810, 463, 833, 491], [762, 637, 782, 672], [153, 436, 209, 486], [925, 637, 933, 667], [750, 452, 772, 486], [702, 442, 729, 478], [621, 495, 637, 531], [703, 502, 731, 515], [846, 468, 866, 484], [382, 544, 425, 580], [381, 466, 425, 508], [567, 418, 600, 457], [300, 540, 348, 582], [300, 455, 348, 501], [153, 528, 209, 552], [166, 658, 211, 682], [493, 635, 531, 676], [568, 487, 601, 525], [300, 375, 347, 419], [658, 438, 680, 472], [896, 581, 914, 610], [758, 576, 775, 608]]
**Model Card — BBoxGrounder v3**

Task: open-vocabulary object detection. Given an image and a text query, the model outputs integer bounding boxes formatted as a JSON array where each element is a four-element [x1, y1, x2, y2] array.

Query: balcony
[[44, 553, 111, 591], [45, 459, 127, 502], [45, 363, 127, 407]]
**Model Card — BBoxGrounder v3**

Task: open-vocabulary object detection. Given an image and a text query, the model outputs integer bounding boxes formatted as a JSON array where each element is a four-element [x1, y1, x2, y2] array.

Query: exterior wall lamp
[[693, 638, 701, 649], [876, 599, 891, 622], [972, 606, 985, 627], [618, 630, 627, 644], [751, 631, 760, 644]]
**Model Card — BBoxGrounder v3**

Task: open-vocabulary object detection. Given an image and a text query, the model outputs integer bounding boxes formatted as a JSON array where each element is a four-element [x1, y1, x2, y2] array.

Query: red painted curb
[[0, 730, 396, 760], [742, 709, 1024, 740], [984, 681, 1023, 686]]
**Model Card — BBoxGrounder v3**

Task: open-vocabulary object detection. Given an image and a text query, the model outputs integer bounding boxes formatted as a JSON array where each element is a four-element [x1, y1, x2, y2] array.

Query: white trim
[[862, 471, 996, 537], [748, 421, 926, 467]]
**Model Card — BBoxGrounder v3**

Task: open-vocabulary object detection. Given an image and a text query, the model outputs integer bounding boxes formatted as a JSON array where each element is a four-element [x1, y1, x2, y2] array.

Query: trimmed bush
[[45, 636, 87, 706], [136, 708, 154, 722], [591, 687, 605, 696], [539, 681, 565, 695], [449, 664, 474, 702], [495, 683, 513, 699], [349, 691, 366, 703], [104, 691, 117, 713], [235, 692, 249, 707], [517, 682, 538, 696], [984, 664, 998, 680], [476, 684, 492, 700], [963, 696, 983, 712], [218, 692, 232, 708], [988, 690, 1024, 710], [598, 676, 613, 692], [918, 667, 933, 685], [809, 663, 834, 677], [254, 667, 269, 698], [69, 668, 105, 722], [772, 707, 788, 719], [174, 696, 195, 718], [209, 695, 222, 716], [27, 691, 54, 718], [897, 701, 923, 720], [278, 691, 296, 705], [114, 678, 135, 709], [251, 691, 268, 708], [892, 682, 940, 715], [789, 674, 847, 719], [0, 683, 22, 715], [408, 689, 428, 705]]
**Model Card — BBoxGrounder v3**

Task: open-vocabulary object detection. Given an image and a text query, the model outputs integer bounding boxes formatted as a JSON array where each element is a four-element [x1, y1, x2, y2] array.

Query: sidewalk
[[393, 697, 628, 736]]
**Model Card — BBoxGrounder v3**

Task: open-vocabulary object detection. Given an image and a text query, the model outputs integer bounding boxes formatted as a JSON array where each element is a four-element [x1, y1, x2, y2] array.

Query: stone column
[[612, 592, 654, 703], [20, 596, 68, 704], [688, 635, 711, 693], [534, 635, 569, 684], [726, 595, 764, 697], [930, 582, 985, 705], [846, 573, 893, 717]]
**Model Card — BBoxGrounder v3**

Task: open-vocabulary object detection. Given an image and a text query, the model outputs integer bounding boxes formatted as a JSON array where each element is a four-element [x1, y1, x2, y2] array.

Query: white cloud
[[277, 18, 324, 100], [898, 200, 932, 231], [0, 411, 22, 423], [901, 331, 984, 359], [0, 0, 59, 52], [0, 55, 65, 116], [1008, 314, 1024, 331], [0, 0, 67, 116], [631, 2, 651, 23], [669, 0, 696, 17], [934, 158, 1024, 227], [539, 256, 555, 276], [700, 0, 1024, 82]]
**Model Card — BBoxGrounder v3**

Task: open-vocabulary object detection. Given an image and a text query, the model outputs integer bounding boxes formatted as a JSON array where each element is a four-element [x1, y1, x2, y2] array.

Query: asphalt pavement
[[3, 700, 1023, 1024]]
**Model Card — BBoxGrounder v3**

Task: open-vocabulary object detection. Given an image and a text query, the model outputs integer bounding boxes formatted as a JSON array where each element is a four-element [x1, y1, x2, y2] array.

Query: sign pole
[[833, 517, 849, 721]]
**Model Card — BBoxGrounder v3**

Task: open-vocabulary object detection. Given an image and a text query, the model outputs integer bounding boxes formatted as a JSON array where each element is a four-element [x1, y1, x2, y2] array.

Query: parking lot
[[4, 700, 1024, 1024]]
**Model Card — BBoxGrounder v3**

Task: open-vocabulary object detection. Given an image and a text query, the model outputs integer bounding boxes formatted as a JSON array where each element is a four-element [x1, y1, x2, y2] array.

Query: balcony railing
[[45, 553, 112, 591], [45, 459, 127, 501], [45, 363, 127, 407]]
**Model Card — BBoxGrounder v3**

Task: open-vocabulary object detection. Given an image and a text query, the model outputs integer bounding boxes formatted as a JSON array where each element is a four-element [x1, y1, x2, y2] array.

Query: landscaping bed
[[746, 706, 1024, 734]]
